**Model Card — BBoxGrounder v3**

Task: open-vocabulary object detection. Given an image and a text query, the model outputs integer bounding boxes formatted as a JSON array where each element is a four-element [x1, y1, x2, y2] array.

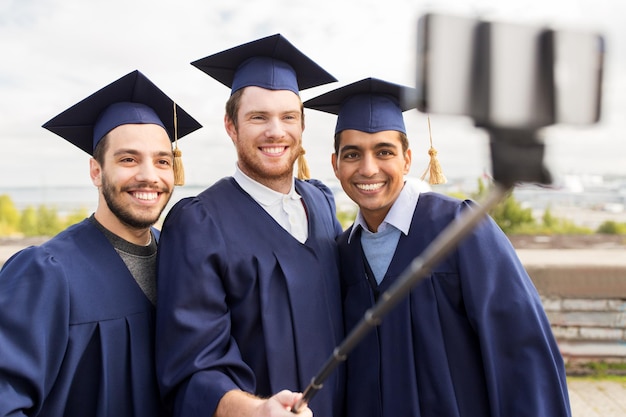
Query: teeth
[[357, 183, 383, 191], [133, 191, 158, 201], [262, 146, 286, 154]]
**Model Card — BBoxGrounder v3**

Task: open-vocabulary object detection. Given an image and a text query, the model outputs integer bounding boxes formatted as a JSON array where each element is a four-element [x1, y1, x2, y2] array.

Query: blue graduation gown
[[340, 193, 571, 417], [0, 219, 164, 417], [156, 177, 345, 417]]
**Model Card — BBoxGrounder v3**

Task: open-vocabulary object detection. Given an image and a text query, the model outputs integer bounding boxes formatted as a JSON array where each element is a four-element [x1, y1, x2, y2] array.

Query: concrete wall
[[525, 264, 626, 362], [513, 236, 626, 363]]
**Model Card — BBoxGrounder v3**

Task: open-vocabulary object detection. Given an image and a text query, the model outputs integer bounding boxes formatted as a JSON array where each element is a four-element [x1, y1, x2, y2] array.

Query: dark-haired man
[[0, 70, 201, 417]]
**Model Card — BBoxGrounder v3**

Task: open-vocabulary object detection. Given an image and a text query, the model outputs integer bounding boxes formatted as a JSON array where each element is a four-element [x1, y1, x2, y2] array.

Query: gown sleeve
[[455, 200, 571, 417], [155, 198, 255, 417], [0, 247, 70, 417]]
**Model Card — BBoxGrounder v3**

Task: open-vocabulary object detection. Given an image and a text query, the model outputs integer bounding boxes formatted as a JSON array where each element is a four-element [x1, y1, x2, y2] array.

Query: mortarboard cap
[[191, 33, 337, 95], [304, 77, 417, 134], [42, 70, 202, 155]]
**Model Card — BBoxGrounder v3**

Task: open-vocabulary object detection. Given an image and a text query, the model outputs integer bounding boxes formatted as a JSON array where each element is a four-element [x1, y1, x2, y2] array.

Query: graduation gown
[[0, 219, 164, 417], [156, 177, 345, 417], [340, 192, 571, 417]]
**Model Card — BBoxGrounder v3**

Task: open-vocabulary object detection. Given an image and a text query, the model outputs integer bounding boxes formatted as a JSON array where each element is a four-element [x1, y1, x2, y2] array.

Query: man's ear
[[404, 148, 412, 174], [331, 153, 339, 178], [90, 158, 102, 187], [224, 114, 237, 144]]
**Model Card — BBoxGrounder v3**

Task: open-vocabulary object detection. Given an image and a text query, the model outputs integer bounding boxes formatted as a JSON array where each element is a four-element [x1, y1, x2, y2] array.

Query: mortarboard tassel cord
[[172, 102, 185, 186], [420, 114, 447, 185], [297, 149, 311, 180]]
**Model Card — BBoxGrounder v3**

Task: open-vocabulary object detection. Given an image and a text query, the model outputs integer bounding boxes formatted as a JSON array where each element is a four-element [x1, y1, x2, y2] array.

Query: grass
[[566, 361, 626, 380], [568, 375, 626, 384]]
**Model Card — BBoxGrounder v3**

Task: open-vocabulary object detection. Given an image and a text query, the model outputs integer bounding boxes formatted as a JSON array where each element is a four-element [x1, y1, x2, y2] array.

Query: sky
[[1, 0, 624, 192]]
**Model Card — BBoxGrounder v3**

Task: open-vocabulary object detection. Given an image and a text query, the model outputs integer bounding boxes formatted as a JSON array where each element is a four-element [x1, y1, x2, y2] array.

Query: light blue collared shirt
[[349, 179, 422, 283], [233, 166, 308, 243]]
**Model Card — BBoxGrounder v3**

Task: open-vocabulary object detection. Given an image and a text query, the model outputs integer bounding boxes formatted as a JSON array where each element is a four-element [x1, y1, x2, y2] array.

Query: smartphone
[[416, 13, 604, 128]]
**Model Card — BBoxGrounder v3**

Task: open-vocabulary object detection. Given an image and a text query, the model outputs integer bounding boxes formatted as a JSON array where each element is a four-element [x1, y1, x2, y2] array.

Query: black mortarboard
[[190, 33, 337, 95], [303, 77, 417, 134], [42, 70, 202, 155]]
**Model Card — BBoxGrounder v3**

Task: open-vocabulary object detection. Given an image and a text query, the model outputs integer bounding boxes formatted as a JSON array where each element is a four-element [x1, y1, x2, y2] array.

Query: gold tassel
[[173, 147, 185, 186], [172, 102, 185, 186], [420, 114, 447, 185], [297, 149, 311, 180]]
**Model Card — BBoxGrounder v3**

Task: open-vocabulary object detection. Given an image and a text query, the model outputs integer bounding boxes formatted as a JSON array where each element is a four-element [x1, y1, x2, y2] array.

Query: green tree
[[64, 207, 89, 228], [0, 194, 21, 235], [597, 220, 626, 235], [538, 206, 592, 234], [472, 178, 535, 234], [542, 206, 556, 229], [17, 205, 86, 237], [36, 205, 63, 236], [336, 207, 357, 231], [19, 206, 39, 237], [490, 193, 535, 234]]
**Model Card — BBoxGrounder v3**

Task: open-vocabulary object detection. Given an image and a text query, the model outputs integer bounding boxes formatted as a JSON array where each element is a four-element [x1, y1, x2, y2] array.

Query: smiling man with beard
[[155, 34, 345, 417], [0, 70, 201, 417]]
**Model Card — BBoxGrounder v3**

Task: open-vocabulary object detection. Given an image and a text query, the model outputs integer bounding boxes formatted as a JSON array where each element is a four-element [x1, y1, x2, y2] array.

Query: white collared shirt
[[233, 166, 308, 243]]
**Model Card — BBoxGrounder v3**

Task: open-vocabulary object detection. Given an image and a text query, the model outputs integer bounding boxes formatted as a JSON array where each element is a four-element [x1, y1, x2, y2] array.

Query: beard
[[236, 141, 302, 186], [101, 174, 172, 230]]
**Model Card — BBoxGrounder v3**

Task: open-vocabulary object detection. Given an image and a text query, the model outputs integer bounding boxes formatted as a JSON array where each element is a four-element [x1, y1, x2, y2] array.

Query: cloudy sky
[[1, 0, 624, 191]]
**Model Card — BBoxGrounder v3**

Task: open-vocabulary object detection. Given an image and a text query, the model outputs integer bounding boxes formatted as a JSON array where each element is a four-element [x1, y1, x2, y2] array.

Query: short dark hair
[[92, 134, 109, 165], [334, 131, 409, 155], [225, 88, 245, 130]]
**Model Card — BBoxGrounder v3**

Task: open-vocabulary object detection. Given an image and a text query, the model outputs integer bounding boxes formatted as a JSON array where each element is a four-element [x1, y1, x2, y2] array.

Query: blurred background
[[1, 0, 624, 210]]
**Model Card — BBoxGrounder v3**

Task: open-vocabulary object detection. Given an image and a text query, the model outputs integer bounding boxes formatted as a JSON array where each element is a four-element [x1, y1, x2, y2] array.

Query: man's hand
[[215, 389, 312, 417], [257, 390, 311, 416]]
